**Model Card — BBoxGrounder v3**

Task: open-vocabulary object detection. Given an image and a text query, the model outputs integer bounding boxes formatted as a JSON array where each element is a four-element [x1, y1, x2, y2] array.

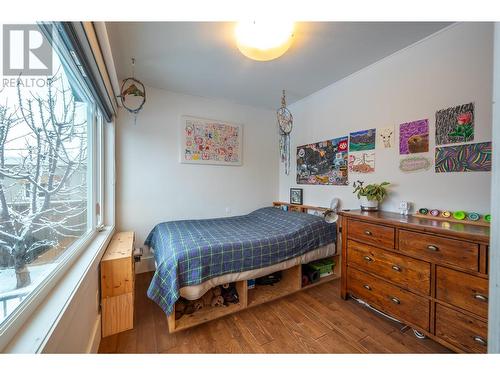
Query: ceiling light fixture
[[235, 20, 295, 61]]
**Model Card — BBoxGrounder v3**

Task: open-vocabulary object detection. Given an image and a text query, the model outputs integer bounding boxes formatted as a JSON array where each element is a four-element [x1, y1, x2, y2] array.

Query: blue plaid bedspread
[[145, 207, 337, 315]]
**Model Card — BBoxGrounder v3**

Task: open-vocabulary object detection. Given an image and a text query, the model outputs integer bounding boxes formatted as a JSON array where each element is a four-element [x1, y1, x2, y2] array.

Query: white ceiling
[[106, 22, 451, 110]]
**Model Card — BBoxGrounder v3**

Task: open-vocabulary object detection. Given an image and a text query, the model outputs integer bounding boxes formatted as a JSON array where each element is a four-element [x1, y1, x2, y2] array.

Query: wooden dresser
[[339, 210, 490, 353], [101, 231, 135, 337]]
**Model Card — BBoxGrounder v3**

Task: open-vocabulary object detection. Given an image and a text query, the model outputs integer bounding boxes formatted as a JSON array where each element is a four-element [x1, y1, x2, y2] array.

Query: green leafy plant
[[352, 180, 390, 202]]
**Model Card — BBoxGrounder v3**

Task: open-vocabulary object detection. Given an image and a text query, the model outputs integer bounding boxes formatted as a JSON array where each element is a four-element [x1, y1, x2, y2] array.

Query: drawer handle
[[363, 284, 372, 291], [474, 294, 488, 302], [473, 336, 487, 346], [427, 245, 439, 252], [364, 230, 372, 236], [391, 265, 402, 272], [363, 255, 373, 262], [390, 296, 400, 305]]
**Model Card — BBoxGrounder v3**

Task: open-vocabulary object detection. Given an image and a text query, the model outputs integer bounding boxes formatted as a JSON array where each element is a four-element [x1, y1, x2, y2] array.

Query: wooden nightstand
[[100, 231, 135, 337]]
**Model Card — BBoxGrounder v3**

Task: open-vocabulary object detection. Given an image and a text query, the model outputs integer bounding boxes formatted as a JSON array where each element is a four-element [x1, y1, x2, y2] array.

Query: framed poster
[[179, 116, 243, 165], [290, 188, 303, 205]]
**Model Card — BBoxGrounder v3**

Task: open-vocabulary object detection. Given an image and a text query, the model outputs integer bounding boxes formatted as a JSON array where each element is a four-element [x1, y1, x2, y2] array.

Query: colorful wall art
[[399, 119, 429, 154], [348, 152, 375, 173], [435, 102, 474, 145], [296, 136, 348, 185], [180, 116, 243, 165], [349, 129, 376, 151], [435, 142, 492, 173], [399, 156, 432, 173], [377, 126, 395, 149]]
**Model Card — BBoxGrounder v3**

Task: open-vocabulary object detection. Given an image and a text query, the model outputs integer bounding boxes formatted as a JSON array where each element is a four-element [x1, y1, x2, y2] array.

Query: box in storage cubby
[[309, 258, 336, 277]]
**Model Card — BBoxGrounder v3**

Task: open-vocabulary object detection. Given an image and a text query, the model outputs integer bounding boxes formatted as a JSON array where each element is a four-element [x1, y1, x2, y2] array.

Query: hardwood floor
[[98, 272, 451, 354]]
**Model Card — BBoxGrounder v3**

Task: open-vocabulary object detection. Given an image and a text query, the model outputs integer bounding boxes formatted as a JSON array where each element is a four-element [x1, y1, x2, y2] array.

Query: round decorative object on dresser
[[467, 212, 480, 221], [441, 211, 452, 218], [418, 208, 429, 215], [430, 209, 440, 217], [453, 211, 467, 220]]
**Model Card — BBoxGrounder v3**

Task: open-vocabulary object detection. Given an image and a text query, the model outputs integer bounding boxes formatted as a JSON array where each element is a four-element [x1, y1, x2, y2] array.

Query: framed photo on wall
[[290, 188, 303, 205], [179, 115, 243, 166]]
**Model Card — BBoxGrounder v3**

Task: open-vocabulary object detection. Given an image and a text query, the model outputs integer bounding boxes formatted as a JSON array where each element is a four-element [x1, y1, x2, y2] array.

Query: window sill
[[3, 226, 115, 353]]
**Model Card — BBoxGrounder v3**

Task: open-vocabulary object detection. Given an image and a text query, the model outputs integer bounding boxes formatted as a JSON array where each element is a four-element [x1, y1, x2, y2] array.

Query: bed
[[145, 205, 337, 324]]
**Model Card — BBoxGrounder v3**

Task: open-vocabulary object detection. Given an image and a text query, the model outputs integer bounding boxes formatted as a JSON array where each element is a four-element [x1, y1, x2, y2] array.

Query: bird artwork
[[120, 83, 145, 100], [118, 58, 147, 123]]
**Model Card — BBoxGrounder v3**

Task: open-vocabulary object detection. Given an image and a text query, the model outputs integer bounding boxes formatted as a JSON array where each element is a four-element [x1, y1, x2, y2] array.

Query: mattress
[[145, 207, 337, 315], [177, 242, 336, 300]]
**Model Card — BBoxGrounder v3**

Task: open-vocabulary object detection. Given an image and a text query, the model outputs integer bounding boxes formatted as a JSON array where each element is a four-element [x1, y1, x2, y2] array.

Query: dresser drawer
[[398, 230, 479, 271], [347, 219, 395, 248], [347, 240, 431, 295], [436, 266, 488, 319], [347, 267, 430, 331], [435, 304, 487, 353]]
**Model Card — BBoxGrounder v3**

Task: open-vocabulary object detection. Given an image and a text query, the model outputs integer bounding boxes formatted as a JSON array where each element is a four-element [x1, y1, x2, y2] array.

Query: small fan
[[323, 197, 340, 223]]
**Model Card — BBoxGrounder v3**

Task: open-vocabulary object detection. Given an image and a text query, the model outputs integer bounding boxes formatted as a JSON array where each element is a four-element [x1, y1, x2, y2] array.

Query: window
[[0, 24, 103, 327]]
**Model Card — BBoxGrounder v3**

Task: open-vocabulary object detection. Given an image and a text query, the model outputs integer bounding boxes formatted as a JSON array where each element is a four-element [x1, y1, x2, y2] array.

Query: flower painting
[[435, 102, 475, 145], [180, 116, 242, 165], [399, 119, 429, 155]]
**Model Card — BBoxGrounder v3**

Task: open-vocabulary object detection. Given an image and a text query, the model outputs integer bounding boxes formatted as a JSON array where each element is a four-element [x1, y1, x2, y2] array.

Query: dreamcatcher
[[118, 58, 146, 125], [277, 90, 293, 175]]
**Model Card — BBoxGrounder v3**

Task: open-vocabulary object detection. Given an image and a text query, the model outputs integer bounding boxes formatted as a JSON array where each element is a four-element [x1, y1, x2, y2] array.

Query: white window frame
[[0, 24, 108, 351], [96, 112, 105, 229]]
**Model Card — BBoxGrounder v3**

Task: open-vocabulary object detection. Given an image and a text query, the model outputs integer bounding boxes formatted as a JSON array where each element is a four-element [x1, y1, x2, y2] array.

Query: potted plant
[[352, 180, 390, 211]]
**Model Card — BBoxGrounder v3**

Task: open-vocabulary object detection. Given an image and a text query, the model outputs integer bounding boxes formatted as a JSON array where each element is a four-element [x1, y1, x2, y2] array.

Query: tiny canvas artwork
[[435, 102, 474, 145], [348, 152, 375, 174], [180, 116, 242, 165], [377, 126, 395, 149], [399, 119, 429, 155], [349, 129, 376, 151], [296, 136, 348, 185], [435, 142, 492, 173], [289, 188, 303, 205], [399, 156, 432, 173]]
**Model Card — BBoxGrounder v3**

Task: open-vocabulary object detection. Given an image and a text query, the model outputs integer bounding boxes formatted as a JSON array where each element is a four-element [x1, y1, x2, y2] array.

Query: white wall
[[488, 22, 500, 354], [116, 86, 279, 247], [279, 23, 494, 214]]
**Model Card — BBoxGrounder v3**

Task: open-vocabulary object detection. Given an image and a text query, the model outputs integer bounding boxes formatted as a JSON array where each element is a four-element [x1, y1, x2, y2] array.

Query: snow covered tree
[[0, 73, 88, 288]]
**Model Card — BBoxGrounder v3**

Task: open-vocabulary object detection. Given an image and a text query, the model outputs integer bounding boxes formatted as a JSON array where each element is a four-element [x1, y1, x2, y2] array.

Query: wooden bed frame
[[166, 201, 340, 333]]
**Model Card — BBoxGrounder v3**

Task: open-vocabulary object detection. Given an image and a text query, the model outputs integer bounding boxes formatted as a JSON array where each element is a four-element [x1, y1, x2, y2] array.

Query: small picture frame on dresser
[[290, 188, 303, 205]]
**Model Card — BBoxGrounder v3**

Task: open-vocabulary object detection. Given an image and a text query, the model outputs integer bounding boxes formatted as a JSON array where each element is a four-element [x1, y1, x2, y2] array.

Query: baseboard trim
[[86, 314, 101, 353]]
